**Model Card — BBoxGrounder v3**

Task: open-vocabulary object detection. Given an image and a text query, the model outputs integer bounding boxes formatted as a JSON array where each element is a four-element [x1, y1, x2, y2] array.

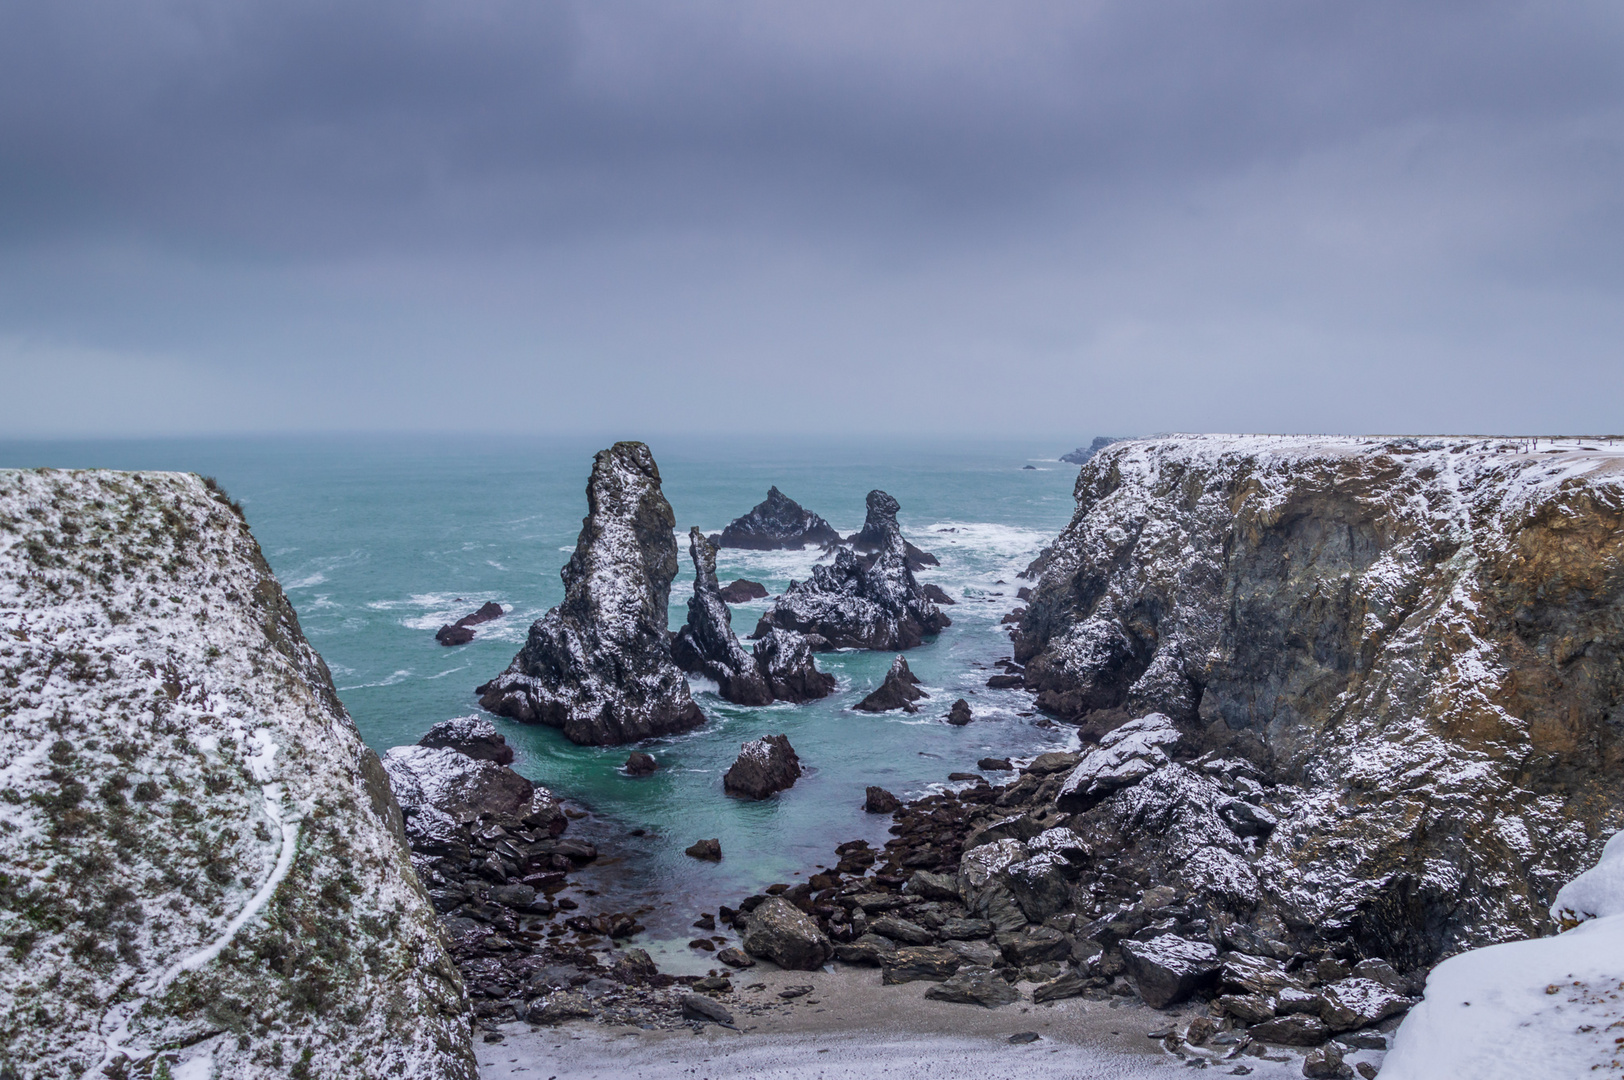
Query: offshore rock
[[853, 655, 928, 713], [945, 699, 973, 725], [417, 715, 515, 765], [723, 734, 803, 799], [849, 489, 939, 569], [741, 897, 833, 969], [716, 487, 841, 550], [718, 578, 769, 604], [755, 491, 949, 650], [672, 528, 773, 705], [478, 442, 705, 745], [435, 601, 504, 646], [865, 786, 903, 813], [921, 582, 955, 605], [752, 627, 837, 703], [0, 470, 474, 1080], [624, 751, 658, 775], [1015, 435, 1624, 969]]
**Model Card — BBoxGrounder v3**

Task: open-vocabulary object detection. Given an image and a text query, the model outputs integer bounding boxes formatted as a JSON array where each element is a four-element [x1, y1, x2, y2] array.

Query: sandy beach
[[473, 964, 1335, 1080]]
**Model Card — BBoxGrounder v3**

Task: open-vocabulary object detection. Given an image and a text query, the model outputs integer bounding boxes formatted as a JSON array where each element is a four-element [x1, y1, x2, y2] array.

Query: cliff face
[[478, 442, 704, 745], [0, 470, 474, 1080], [1015, 436, 1624, 967]]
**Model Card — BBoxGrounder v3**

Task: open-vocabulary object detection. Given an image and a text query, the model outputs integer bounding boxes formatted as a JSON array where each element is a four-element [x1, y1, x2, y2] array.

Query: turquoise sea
[[0, 435, 1083, 971]]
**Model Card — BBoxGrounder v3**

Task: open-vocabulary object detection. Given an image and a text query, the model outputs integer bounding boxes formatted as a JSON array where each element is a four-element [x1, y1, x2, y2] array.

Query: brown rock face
[[1015, 435, 1624, 968]]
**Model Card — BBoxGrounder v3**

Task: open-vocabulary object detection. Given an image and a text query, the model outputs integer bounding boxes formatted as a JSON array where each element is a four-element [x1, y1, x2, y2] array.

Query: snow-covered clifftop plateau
[[1016, 435, 1624, 968], [0, 470, 474, 1079]]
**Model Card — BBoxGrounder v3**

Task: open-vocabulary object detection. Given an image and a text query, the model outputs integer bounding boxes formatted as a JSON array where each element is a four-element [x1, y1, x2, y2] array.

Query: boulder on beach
[[753, 491, 949, 651], [716, 487, 842, 550], [672, 528, 773, 706], [476, 442, 705, 745], [853, 655, 928, 713], [718, 578, 769, 603], [723, 734, 803, 799], [741, 897, 833, 969]]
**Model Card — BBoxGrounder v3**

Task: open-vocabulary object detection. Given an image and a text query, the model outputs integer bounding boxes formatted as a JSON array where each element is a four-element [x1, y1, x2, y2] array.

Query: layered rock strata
[[1014, 436, 1624, 968], [478, 443, 704, 745], [714, 487, 841, 550], [754, 492, 949, 651], [0, 470, 474, 1080]]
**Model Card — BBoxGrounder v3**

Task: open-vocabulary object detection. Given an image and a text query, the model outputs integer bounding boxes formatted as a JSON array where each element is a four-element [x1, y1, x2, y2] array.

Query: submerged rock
[[716, 486, 842, 550], [754, 491, 949, 650], [672, 528, 773, 706], [718, 578, 769, 603], [853, 655, 928, 713], [435, 600, 504, 645], [848, 490, 939, 570], [723, 734, 803, 799], [741, 897, 833, 969], [0, 469, 475, 1080], [1014, 435, 1624, 969], [477, 442, 705, 745]]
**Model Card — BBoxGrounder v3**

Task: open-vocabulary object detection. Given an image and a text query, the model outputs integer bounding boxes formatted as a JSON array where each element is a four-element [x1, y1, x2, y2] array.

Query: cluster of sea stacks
[[478, 441, 949, 748]]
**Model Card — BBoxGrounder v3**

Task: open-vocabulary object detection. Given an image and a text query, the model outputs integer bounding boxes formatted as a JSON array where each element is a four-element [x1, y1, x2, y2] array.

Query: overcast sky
[[2, 1, 1621, 439]]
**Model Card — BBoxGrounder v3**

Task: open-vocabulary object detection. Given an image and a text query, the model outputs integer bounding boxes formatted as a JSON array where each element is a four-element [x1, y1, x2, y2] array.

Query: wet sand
[[474, 964, 1311, 1079]]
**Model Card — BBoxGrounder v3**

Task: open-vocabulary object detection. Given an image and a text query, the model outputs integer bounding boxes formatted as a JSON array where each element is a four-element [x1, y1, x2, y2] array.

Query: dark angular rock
[[921, 583, 955, 605], [435, 601, 504, 646], [946, 699, 973, 725], [383, 744, 537, 825], [985, 674, 1024, 689], [869, 915, 934, 945], [864, 786, 902, 813], [995, 926, 1071, 966], [755, 492, 949, 650], [752, 628, 836, 703], [902, 870, 960, 902], [880, 946, 962, 984], [672, 527, 773, 706], [716, 946, 755, 968], [685, 838, 722, 861], [723, 734, 802, 799], [938, 917, 994, 940], [717, 487, 842, 550], [1032, 970, 1091, 1003], [834, 933, 898, 965], [924, 966, 1020, 1007], [1119, 937, 1221, 1008], [741, 897, 833, 970], [1218, 993, 1277, 1023], [1302, 1043, 1347, 1079], [476, 442, 705, 745], [718, 578, 769, 603], [978, 757, 1013, 771], [624, 751, 658, 775], [854, 655, 928, 713], [416, 716, 515, 765], [1316, 977, 1413, 1031], [1247, 1014, 1329, 1046]]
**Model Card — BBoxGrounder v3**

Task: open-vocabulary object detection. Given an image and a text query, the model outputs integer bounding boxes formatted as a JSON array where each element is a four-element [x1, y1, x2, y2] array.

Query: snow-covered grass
[[1382, 829, 1624, 1079], [0, 469, 473, 1080]]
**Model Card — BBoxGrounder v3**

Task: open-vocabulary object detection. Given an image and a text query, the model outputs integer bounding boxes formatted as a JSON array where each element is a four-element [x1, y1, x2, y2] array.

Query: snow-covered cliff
[[1015, 435, 1624, 967], [0, 470, 474, 1079]]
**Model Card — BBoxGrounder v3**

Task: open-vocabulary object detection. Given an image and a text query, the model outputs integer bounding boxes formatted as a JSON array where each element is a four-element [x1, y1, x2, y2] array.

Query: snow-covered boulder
[[1552, 827, 1624, 927], [478, 442, 705, 745], [0, 470, 473, 1080], [1055, 712, 1181, 809]]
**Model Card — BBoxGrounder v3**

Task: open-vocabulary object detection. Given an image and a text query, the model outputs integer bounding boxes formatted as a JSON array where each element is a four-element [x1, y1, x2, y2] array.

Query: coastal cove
[[0, 435, 1081, 970]]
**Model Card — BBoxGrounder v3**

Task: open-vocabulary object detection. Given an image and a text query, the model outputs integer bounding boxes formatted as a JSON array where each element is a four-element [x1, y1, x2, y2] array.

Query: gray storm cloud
[[1, 1, 1621, 437]]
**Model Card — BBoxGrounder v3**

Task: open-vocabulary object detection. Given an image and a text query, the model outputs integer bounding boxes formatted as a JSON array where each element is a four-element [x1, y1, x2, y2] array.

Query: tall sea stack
[[478, 442, 705, 745]]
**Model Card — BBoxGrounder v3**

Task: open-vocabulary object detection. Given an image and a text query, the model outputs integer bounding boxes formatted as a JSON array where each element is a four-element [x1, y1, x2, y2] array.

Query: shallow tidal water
[[1, 435, 1083, 971]]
